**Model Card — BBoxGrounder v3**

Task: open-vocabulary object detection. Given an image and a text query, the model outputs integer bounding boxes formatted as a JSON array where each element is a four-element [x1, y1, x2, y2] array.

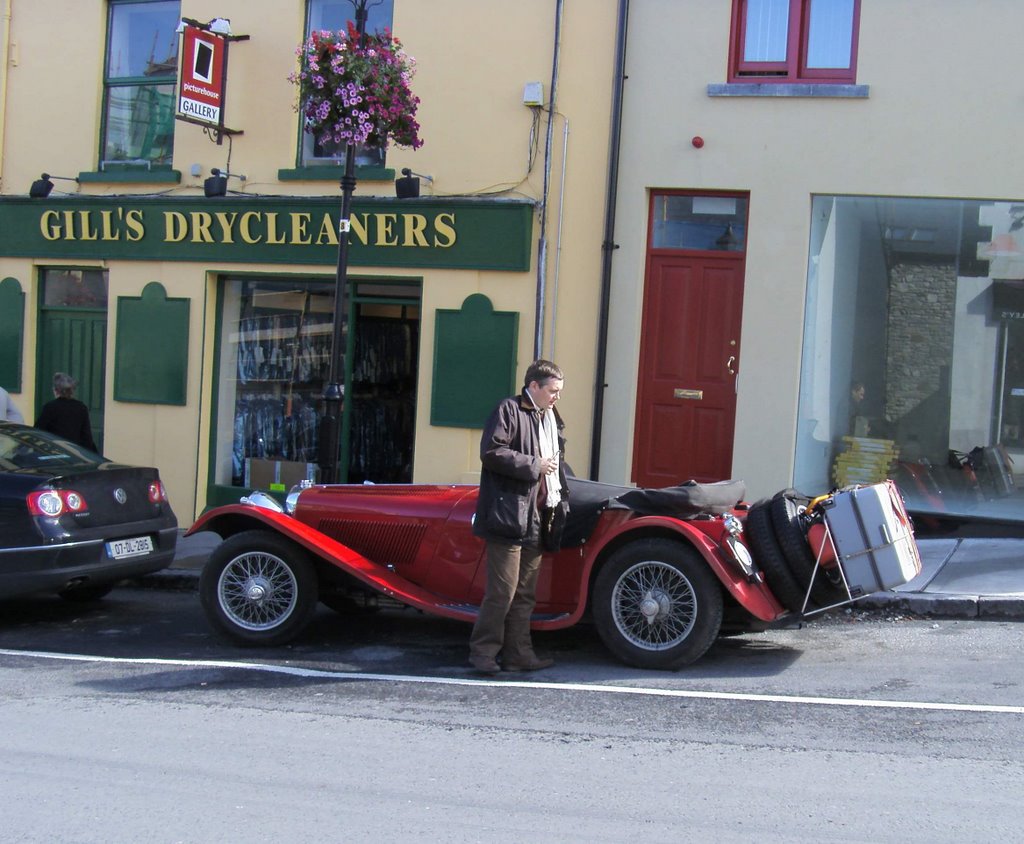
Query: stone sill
[[707, 83, 869, 98]]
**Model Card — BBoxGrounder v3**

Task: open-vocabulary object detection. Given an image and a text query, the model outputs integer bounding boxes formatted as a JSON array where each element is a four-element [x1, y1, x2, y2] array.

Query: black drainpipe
[[589, 0, 629, 480]]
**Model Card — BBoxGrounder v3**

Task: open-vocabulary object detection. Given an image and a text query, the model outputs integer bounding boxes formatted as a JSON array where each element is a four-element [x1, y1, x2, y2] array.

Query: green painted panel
[[114, 281, 189, 405], [431, 294, 518, 429], [277, 166, 395, 182], [77, 169, 182, 184], [0, 195, 534, 271], [0, 277, 24, 391]]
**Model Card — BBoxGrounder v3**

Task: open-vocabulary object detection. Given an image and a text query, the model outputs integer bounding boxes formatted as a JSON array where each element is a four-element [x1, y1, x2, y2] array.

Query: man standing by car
[[469, 359, 569, 674]]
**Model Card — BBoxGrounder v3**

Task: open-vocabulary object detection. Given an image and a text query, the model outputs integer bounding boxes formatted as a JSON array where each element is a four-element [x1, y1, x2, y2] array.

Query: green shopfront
[[0, 195, 535, 516]]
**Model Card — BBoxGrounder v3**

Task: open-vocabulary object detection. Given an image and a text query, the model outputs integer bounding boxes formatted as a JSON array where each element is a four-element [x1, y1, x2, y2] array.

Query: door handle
[[726, 355, 736, 375]]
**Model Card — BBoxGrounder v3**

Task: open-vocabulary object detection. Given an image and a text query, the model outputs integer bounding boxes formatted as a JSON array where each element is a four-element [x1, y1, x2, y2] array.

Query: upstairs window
[[729, 0, 860, 83], [301, 0, 395, 168], [101, 0, 180, 169]]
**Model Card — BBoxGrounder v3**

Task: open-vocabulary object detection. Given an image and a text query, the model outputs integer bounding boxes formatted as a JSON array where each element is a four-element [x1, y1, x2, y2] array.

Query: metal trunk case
[[822, 481, 922, 597]]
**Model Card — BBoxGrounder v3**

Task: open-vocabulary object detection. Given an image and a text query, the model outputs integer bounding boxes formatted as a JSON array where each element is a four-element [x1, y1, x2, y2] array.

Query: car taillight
[[148, 481, 168, 504], [27, 489, 89, 517]]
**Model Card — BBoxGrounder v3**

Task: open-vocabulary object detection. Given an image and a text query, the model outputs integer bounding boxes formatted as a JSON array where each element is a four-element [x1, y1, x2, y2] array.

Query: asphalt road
[[1, 587, 1022, 842]]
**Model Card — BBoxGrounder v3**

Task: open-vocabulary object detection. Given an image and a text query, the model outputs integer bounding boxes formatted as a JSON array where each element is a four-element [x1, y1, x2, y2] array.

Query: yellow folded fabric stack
[[833, 436, 899, 486]]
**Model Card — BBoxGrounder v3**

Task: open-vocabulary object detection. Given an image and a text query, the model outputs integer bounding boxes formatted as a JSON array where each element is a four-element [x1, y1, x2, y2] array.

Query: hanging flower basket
[[290, 22, 423, 152]]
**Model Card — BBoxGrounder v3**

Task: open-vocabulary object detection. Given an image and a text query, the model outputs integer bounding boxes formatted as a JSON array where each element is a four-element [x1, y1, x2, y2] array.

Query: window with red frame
[[729, 0, 860, 83]]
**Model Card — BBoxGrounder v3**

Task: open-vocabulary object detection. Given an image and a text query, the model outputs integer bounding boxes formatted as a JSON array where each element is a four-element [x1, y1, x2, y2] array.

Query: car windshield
[[0, 427, 101, 471]]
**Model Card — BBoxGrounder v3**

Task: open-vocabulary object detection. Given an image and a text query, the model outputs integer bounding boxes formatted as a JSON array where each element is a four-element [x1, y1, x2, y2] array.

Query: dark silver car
[[0, 422, 177, 601]]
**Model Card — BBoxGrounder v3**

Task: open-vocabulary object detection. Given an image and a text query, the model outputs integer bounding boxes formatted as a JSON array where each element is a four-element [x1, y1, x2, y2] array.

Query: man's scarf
[[537, 405, 561, 508]]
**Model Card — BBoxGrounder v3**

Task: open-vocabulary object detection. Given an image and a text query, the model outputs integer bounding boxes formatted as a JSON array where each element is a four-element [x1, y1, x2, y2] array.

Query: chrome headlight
[[285, 479, 314, 515], [239, 490, 284, 513]]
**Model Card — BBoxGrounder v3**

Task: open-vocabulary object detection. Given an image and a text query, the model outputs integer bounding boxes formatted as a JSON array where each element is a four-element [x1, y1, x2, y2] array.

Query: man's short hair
[[524, 359, 563, 389]]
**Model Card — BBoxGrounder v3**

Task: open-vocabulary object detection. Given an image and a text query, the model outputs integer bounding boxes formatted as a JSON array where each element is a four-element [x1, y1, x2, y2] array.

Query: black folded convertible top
[[560, 477, 747, 547], [611, 479, 747, 517]]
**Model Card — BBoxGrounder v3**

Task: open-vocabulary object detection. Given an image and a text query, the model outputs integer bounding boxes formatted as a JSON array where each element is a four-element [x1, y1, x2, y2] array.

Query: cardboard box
[[245, 458, 318, 492], [822, 481, 922, 597]]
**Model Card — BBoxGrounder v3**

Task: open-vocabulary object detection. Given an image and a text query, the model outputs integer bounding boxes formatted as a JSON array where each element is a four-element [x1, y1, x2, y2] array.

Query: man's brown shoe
[[469, 656, 501, 674], [502, 657, 555, 672]]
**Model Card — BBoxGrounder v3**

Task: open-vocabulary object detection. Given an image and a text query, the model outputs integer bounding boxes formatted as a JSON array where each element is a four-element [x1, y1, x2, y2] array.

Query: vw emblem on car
[[114, 488, 127, 504]]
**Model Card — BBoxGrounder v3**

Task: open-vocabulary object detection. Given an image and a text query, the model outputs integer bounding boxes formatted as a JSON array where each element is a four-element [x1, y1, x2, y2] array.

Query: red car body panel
[[189, 502, 483, 624], [189, 482, 788, 628]]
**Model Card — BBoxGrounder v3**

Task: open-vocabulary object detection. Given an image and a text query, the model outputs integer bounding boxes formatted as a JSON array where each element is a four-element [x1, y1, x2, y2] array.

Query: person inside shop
[[35, 372, 98, 452], [469, 359, 570, 675], [849, 380, 869, 437], [848, 380, 893, 440], [0, 385, 24, 422]]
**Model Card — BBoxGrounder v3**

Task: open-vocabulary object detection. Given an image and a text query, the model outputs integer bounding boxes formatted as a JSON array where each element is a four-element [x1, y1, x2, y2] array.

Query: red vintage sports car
[[189, 477, 921, 669]]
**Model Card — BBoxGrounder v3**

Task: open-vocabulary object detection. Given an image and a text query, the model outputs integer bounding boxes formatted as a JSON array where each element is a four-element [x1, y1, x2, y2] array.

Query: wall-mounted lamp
[[203, 166, 246, 197], [395, 167, 433, 199], [29, 172, 79, 198], [176, 16, 231, 35]]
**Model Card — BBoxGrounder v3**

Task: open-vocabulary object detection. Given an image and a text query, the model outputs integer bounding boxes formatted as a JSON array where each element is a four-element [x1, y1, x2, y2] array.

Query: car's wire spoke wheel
[[593, 538, 723, 670], [200, 530, 318, 646], [611, 560, 697, 650], [218, 550, 299, 631]]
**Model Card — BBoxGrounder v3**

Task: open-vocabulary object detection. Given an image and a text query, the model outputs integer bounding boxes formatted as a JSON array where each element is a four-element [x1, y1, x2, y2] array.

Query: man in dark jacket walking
[[469, 360, 569, 674]]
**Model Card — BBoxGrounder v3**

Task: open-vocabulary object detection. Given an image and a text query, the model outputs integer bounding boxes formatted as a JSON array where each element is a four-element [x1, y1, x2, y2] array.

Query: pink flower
[[290, 26, 422, 150]]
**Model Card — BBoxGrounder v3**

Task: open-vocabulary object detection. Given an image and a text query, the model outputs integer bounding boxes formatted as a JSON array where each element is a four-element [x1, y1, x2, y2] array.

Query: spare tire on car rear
[[744, 501, 814, 615], [769, 490, 847, 606]]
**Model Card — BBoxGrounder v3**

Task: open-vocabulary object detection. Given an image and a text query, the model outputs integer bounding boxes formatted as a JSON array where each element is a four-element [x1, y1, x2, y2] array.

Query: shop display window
[[214, 279, 333, 492], [212, 277, 420, 496], [795, 195, 1024, 525]]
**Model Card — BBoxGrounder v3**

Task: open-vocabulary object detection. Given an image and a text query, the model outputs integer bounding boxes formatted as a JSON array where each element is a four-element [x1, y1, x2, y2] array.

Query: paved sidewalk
[[855, 537, 1024, 618], [146, 530, 1024, 619]]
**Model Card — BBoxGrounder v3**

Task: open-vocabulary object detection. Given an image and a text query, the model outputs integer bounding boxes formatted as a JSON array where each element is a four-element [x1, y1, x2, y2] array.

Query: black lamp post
[[319, 1, 370, 485]]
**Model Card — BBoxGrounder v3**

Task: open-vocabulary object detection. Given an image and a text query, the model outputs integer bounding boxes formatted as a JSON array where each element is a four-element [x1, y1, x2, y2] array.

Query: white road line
[[2, 647, 1022, 715]]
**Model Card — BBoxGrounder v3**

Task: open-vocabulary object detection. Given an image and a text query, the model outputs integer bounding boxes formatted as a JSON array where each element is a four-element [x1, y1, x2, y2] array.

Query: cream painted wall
[[601, 1, 1024, 499], [1, 0, 617, 522], [99, 261, 206, 520], [1, 2, 106, 189]]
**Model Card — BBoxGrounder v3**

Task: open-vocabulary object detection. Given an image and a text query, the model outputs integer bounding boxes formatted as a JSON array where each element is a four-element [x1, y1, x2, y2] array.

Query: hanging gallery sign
[[177, 25, 226, 126], [0, 197, 534, 271]]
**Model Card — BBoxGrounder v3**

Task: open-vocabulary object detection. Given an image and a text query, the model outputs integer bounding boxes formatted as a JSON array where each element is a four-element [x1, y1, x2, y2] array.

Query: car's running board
[[438, 603, 571, 624]]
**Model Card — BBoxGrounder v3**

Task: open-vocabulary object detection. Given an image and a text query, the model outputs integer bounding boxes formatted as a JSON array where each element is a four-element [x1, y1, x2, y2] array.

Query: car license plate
[[106, 536, 153, 559]]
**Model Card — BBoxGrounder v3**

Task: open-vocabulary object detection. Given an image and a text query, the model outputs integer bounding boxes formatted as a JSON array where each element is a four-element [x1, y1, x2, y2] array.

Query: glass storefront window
[[795, 195, 1024, 525], [214, 278, 337, 490], [212, 276, 422, 496]]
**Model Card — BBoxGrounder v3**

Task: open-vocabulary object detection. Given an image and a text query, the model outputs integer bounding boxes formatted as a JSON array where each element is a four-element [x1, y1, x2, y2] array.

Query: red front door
[[632, 193, 747, 487]]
